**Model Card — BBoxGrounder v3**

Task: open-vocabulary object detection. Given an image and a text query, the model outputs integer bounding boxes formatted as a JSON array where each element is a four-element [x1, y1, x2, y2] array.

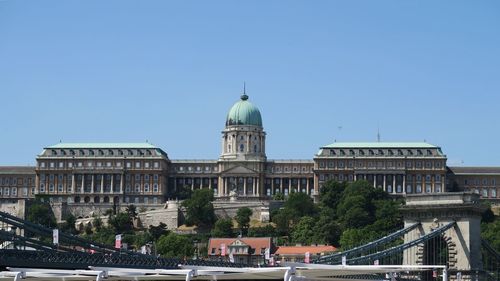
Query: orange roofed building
[[207, 237, 273, 265], [274, 245, 337, 264]]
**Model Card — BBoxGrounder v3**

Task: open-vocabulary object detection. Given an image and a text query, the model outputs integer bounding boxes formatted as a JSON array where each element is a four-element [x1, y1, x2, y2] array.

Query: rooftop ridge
[[322, 142, 439, 149], [46, 143, 158, 149]]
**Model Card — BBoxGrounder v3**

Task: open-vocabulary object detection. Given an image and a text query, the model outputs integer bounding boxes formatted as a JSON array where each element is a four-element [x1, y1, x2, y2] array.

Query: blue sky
[[0, 1, 499, 166]]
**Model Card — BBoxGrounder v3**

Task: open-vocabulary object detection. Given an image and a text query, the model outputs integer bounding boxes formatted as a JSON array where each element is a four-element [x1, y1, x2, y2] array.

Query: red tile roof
[[208, 237, 272, 255], [275, 245, 337, 255]]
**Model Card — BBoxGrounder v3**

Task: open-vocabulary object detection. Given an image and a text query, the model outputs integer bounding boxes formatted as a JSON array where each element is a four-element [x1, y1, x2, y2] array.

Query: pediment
[[229, 239, 249, 247], [222, 165, 258, 175]]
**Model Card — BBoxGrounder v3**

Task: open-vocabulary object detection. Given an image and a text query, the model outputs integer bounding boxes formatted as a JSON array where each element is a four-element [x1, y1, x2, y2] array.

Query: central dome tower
[[217, 89, 267, 199], [226, 94, 263, 127], [220, 91, 266, 161]]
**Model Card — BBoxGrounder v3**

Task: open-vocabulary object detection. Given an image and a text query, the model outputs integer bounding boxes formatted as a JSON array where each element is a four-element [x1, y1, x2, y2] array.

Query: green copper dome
[[226, 94, 263, 127]]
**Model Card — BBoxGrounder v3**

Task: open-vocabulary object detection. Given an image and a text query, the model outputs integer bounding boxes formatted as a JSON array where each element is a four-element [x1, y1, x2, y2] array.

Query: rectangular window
[[135, 162, 141, 168], [126, 162, 131, 168], [145, 162, 150, 168], [59, 162, 64, 168], [154, 162, 159, 168]]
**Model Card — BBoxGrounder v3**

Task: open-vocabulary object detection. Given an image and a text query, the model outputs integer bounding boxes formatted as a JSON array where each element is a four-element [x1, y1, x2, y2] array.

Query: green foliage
[[284, 192, 317, 220], [235, 207, 253, 235], [211, 218, 234, 237], [481, 207, 495, 224], [273, 192, 285, 201], [182, 189, 215, 227], [248, 224, 277, 237], [60, 214, 78, 234], [291, 216, 316, 245], [126, 204, 138, 218], [93, 217, 103, 232], [26, 201, 56, 228], [109, 212, 133, 233], [272, 208, 293, 236], [148, 223, 169, 241], [175, 185, 193, 200], [481, 217, 500, 252], [156, 232, 194, 258], [311, 216, 342, 246], [83, 226, 115, 245], [319, 180, 347, 219]]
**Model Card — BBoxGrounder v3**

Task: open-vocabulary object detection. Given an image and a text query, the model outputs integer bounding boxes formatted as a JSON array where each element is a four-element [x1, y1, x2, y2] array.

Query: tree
[[248, 224, 276, 237], [61, 214, 77, 234], [235, 207, 253, 235], [156, 233, 194, 258], [126, 204, 138, 218], [211, 218, 234, 237], [26, 201, 56, 228], [319, 180, 347, 219], [182, 189, 215, 227], [312, 216, 342, 246], [148, 223, 169, 241], [93, 217, 103, 232], [109, 212, 133, 233], [273, 192, 285, 201], [291, 216, 316, 245], [283, 192, 317, 221], [481, 219, 500, 252]]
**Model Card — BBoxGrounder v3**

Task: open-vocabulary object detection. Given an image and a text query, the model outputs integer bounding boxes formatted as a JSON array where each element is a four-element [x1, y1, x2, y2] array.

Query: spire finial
[[241, 82, 248, 100], [377, 126, 381, 142]]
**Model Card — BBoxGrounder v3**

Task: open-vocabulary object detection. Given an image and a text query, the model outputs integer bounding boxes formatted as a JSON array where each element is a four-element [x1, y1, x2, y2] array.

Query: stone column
[[191, 178, 194, 190], [383, 174, 386, 192], [100, 175, 104, 194], [306, 178, 310, 195], [224, 178, 228, 196], [402, 175, 406, 194], [256, 177, 260, 196], [120, 174, 124, 193], [81, 175, 85, 193], [246, 133, 250, 153], [271, 179, 275, 195], [209, 178, 212, 189], [110, 174, 114, 194], [373, 175, 376, 188], [280, 178, 283, 194], [243, 177, 247, 195], [288, 178, 292, 192], [91, 174, 95, 193], [72, 174, 76, 194], [392, 175, 396, 194]]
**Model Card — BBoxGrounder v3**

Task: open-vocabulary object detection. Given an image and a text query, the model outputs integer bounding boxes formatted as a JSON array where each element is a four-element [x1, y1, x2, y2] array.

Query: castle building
[[0, 92, 499, 205]]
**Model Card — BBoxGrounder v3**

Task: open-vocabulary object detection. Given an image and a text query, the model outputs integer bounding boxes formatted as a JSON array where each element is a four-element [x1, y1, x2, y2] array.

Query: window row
[[176, 166, 218, 172], [328, 148, 440, 157], [50, 148, 157, 157], [463, 178, 497, 186], [39, 161, 161, 169], [472, 188, 498, 198], [0, 177, 34, 186], [269, 166, 313, 173], [317, 160, 443, 169]]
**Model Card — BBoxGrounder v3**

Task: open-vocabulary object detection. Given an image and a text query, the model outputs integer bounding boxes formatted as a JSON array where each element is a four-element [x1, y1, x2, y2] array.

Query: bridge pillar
[[401, 193, 486, 278]]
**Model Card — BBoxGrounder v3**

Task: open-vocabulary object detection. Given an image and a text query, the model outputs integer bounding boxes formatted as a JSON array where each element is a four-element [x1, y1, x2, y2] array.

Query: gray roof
[[46, 143, 158, 149], [0, 166, 36, 175], [448, 166, 500, 175], [322, 142, 439, 149]]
